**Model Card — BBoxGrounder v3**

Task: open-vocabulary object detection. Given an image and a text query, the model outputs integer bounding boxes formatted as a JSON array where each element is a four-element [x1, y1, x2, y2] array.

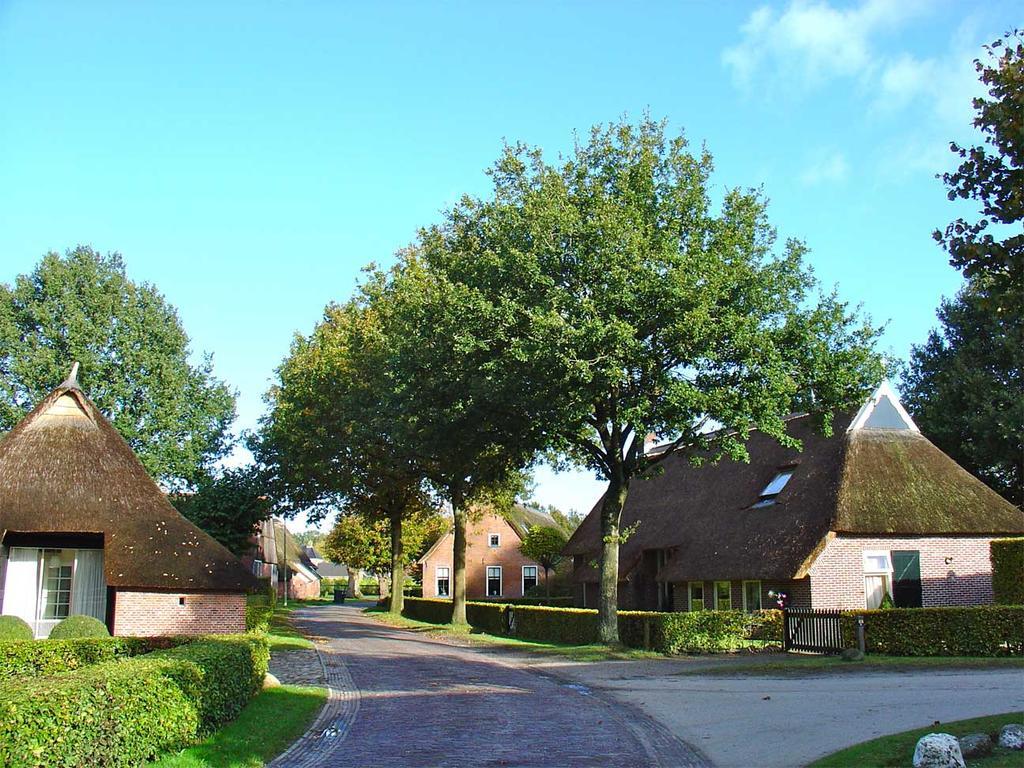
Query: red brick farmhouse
[[0, 368, 255, 637], [565, 383, 1024, 613], [419, 505, 558, 600]]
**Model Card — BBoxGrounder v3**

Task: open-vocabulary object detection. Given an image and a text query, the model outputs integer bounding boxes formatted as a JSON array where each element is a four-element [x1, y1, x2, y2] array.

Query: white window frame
[[742, 580, 762, 612], [688, 581, 705, 611], [713, 580, 732, 610], [522, 565, 538, 595], [488, 533, 501, 548], [486, 566, 502, 598], [862, 550, 893, 609], [252, 558, 263, 577], [753, 470, 794, 507], [435, 565, 450, 598]]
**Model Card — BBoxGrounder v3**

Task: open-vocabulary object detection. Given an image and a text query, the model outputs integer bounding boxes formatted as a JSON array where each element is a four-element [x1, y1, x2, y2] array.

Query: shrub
[[49, 615, 110, 639], [848, 606, 1024, 656], [320, 577, 348, 598], [510, 605, 600, 645], [401, 597, 453, 623], [991, 538, 1024, 605], [0, 634, 268, 767], [0, 636, 183, 677], [0, 616, 33, 642], [466, 602, 507, 635], [744, 609, 784, 643], [359, 581, 380, 596], [245, 593, 275, 633]]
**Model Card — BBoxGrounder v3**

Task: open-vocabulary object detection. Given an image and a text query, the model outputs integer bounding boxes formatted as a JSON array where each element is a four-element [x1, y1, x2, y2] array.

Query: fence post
[[856, 615, 866, 654], [782, 609, 790, 651]]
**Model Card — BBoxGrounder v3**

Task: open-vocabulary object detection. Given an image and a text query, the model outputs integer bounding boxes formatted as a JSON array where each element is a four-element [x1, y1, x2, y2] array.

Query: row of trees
[[254, 115, 884, 642]]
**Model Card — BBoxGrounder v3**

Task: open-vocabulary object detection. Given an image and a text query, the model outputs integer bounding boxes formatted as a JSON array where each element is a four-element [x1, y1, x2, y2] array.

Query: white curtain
[[864, 575, 887, 609], [2, 547, 40, 630], [72, 549, 106, 621]]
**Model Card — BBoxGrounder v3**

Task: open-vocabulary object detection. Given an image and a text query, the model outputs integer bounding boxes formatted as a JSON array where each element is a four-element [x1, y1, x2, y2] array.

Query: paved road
[[532, 657, 1024, 767], [273, 604, 705, 768]]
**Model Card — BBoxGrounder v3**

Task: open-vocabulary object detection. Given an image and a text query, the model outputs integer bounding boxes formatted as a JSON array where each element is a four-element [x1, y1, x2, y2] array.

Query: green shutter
[[891, 550, 922, 608]]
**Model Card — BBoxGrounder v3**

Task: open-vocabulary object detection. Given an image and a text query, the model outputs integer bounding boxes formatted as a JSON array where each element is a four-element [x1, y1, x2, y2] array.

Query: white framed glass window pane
[[436, 567, 450, 597], [863, 552, 891, 573], [40, 550, 73, 621], [689, 582, 705, 611], [743, 581, 762, 612], [488, 534, 500, 548], [486, 566, 502, 597], [522, 566, 537, 593], [715, 581, 732, 610], [761, 471, 793, 497]]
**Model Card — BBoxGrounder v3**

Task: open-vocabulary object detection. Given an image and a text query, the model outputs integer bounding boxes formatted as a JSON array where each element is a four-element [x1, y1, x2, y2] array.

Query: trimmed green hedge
[[49, 615, 111, 639], [991, 538, 1024, 605], [0, 636, 185, 677], [848, 606, 1024, 656], [479, 597, 575, 607], [0, 616, 33, 642], [466, 602, 508, 635], [402, 597, 454, 623], [0, 634, 269, 768], [246, 594, 275, 633]]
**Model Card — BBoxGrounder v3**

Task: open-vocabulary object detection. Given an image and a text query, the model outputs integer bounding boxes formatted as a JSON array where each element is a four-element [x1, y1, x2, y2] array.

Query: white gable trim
[[847, 380, 919, 433]]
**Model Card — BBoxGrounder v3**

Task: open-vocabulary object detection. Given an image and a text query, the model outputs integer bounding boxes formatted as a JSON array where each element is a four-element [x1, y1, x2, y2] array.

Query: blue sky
[[0, 1, 1016, 524]]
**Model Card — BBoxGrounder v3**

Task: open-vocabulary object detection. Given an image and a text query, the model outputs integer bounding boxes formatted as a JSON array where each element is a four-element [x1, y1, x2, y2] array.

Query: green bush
[[0, 636, 183, 677], [510, 605, 600, 644], [847, 606, 1024, 656], [319, 577, 348, 598], [245, 593, 274, 632], [0, 616, 33, 642], [991, 538, 1024, 605], [359, 581, 380, 596], [479, 596, 575, 607], [402, 597, 453, 623], [0, 634, 268, 768], [744, 609, 784, 642], [466, 602, 507, 635], [49, 615, 110, 639]]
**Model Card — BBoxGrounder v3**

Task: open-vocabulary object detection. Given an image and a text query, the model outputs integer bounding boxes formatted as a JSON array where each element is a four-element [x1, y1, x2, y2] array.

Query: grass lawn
[[266, 599, 322, 651], [151, 684, 326, 768], [671, 654, 1024, 676], [364, 607, 661, 662], [809, 712, 1024, 768]]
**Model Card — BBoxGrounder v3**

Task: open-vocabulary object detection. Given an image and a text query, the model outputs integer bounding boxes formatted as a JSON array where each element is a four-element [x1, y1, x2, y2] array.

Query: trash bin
[[334, 587, 348, 604]]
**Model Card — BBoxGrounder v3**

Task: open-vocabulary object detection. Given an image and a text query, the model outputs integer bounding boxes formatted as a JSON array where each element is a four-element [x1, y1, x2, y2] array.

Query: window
[[40, 550, 73, 620], [742, 581, 762, 612], [488, 533, 500, 548], [714, 581, 732, 610], [486, 566, 502, 598], [436, 566, 450, 598], [689, 582, 705, 611], [522, 566, 538, 594], [251, 559, 263, 577], [752, 470, 794, 507], [863, 551, 893, 609]]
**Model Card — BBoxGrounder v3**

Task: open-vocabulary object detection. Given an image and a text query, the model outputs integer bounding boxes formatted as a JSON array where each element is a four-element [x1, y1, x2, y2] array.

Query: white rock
[[262, 672, 281, 689], [998, 724, 1024, 750], [912, 733, 965, 768]]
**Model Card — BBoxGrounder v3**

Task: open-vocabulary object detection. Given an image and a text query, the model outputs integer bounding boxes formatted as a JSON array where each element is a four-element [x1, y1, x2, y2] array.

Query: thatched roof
[[0, 375, 256, 592], [502, 504, 557, 538], [565, 386, 1023, 583]]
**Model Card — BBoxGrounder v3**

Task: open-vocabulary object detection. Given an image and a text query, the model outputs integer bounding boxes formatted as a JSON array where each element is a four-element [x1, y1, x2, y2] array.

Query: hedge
[[0, 636, 185, 678], [478, 596, 575, 607], [49, 615, 111, 639], [245, 594, 275, 633], [847, 606, 1024, 656], [991, 538, 1024, 605], [0, 634, 268, 768], [402, 597, 454, 624], [0, 615, 33, 642]]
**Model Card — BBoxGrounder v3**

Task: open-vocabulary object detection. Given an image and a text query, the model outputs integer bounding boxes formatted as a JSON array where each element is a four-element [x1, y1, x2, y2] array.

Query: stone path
[[269, 648, 324, 687], [271, 603, 706, 768]]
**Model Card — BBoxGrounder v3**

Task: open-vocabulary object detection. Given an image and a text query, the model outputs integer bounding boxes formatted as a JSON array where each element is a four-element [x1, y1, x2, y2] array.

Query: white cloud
[[799, 151, 849, 186], [722, 0, 933, 91]]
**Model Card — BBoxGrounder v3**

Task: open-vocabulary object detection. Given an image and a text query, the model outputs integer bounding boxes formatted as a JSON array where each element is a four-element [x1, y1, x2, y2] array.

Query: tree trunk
[[545, 566, 551, 598], [451, 504, 468, 625], [388, 510, 404, 614], [377, 573, 390, 598], [598, 477, 629, 645], [347, 568, 363, 599]]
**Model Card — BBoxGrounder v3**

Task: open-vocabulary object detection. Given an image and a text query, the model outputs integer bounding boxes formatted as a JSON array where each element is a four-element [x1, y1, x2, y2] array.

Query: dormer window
[[752, 470, 794, 508]]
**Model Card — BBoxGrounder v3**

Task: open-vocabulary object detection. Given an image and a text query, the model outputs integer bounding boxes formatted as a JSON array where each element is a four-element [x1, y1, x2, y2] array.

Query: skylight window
[[752, 470, 794, 508]]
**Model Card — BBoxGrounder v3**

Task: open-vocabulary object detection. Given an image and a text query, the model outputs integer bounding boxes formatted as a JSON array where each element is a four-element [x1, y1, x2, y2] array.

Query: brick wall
[[421, 513, 547, 600], [807, 534, 997, 610], [112, 590, 246, 636]]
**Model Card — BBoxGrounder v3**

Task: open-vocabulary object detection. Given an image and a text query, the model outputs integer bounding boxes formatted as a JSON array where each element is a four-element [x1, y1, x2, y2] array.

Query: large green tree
[[171, 465, 273, 554], [903, 282, 1023, 505], [0, 246, 236, 488], [256, 298, 433, 613], [421, 118, 884, 643], [935, 31, 1022, 310], [358, 258, 557, 624]]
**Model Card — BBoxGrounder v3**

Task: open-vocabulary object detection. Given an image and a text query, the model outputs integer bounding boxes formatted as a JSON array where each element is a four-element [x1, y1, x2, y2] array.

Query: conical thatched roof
[[0, 374, 256, 592]]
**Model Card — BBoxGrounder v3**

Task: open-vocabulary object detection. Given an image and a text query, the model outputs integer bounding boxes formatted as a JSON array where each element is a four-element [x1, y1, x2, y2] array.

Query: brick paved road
[[273, 604, 706, 768]]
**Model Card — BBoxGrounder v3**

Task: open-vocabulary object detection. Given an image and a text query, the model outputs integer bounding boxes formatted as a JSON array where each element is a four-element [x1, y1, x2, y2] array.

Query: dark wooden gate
[[783, 609, 845, 654]]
